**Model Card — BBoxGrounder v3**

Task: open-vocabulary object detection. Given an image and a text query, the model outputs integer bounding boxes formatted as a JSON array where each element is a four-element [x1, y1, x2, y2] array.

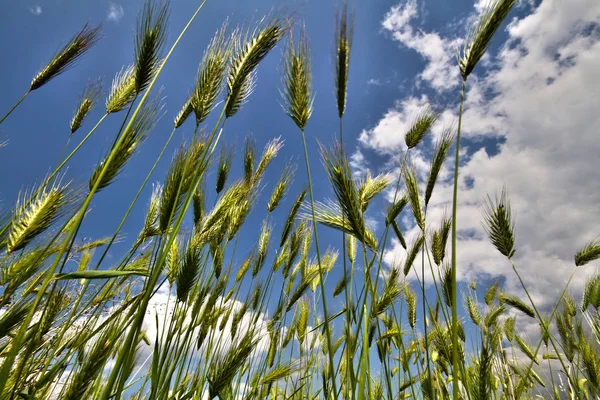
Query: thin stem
[[451, 78, 467, 400], [338, 116, 355, 400], [300, 128, 338, 399], [421, 234, 434, 394], [57, 135, 72, 166], [0, 90, 30, 124]]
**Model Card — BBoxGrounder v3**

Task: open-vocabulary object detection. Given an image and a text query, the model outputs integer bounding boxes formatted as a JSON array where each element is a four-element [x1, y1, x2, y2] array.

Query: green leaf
[[53, 270, 149, 280]]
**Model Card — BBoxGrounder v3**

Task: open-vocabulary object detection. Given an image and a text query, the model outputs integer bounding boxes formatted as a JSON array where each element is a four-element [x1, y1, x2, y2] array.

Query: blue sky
[[0, 0, 420, 246], [0, 0, 467, 272], [0, 0, 487, 254], [1, 0, 600, 351]]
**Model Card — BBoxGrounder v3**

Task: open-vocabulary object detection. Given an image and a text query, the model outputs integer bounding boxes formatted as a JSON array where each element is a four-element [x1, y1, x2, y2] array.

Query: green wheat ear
[[482, 187, 516, 259], [208, 329, 258, 399], [225, 15, 288, 118], [173, 92, 194, 128], [193, 22, 232, 126], [268, 162, 295, 213], [403, 234, 424, 276], [7, 179, 72, 253], [243, 137, 256, 184], [425, 125, 455, 207], [138, 182, 162, 242], [581, 273, 600, 311], [281, 26, 314, 131], [357, 171, 392, 212], [255, 136, 284, 181], [403, 163, 424, 231], [320, 141, 373, 249], [106, 65, 137, 114], [334, 0, 354, 118], [176, 238, 201, 303], [499, 293, 535, 318], [215, 144, 234, 194], [89, 95, 163, 191], [404, 285, 417, 329], [459, 0, 517, 80], [405, 106, 439, 150], [280, 189, 306, 246], [159, 138, 205, 233], [70, 78, 102, 134], [431, 211, 451, 266], [31, 23, 102, 91], [134, 0, 169, 93], [575, 238, 600, 267]]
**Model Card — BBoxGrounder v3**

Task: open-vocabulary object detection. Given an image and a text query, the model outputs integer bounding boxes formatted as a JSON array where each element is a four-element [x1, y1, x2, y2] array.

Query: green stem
[[421, 233, 434, 395], [338, 116, 355, 400], [300, 128, 338, 399], [451, 78, 467, 400], [57, 135, 72, 167], [0, 90, 30, 124]]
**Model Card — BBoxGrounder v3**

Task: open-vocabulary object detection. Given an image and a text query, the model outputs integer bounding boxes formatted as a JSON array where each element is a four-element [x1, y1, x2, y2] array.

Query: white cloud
[[382, 0, 461, 92], [362, 0, 600, 317], [367, 78, 382, 85], [359, 95, 431, 153], [107, 2, 124, 22], [29, 5, 42, 15], [349, 148, 369, 178]]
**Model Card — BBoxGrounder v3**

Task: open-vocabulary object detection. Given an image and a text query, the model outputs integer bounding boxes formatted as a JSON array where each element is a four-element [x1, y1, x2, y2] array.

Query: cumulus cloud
[[107, 2, 124, 22], [382, 0, 462, 92], [361, 0, 600, 316]]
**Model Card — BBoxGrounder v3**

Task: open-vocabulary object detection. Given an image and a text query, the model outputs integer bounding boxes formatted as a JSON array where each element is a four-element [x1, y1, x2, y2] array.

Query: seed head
[[459, 0, 517, 80], [334, 1, 354, 118], [216, 144, 234, 194], [71, 78, 102, 134], [225, 16, 288, 118], [106, 65, 137, 114], [31, 23, 102, 91], [8, 179, 72, 253], [134, 0, 169, 92], [481, 187, 516, 259], [281, 27, 313, 131], [193, 22, 232, 126]]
